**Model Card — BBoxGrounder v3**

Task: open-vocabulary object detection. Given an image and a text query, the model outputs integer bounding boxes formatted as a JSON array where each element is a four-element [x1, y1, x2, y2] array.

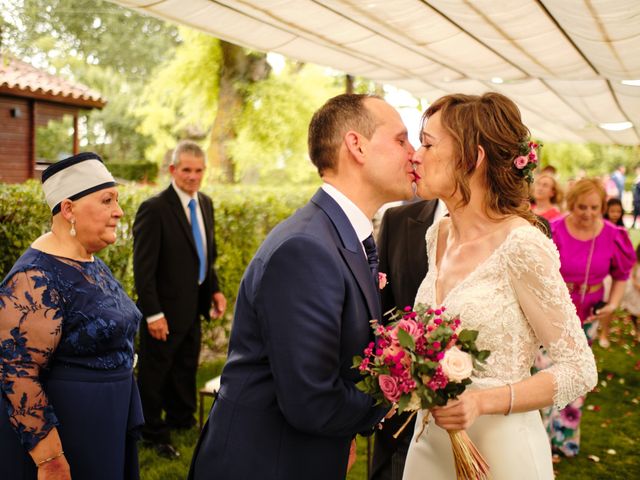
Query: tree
[[207, 41, 271, 182], [1, 0, 179, 163], [139, 30, 341, 184]]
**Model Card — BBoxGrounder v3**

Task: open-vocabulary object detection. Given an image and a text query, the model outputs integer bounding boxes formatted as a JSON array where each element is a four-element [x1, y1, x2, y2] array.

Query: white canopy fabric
[[112, 0, 640, 144]]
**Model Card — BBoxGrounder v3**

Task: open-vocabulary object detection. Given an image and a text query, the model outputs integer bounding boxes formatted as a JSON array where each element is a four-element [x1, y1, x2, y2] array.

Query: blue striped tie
[[188, 199, 206, 283]]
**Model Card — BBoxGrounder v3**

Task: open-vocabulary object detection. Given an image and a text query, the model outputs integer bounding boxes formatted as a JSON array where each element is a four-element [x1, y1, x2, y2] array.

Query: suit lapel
[[198, 192, 214, 254], [311, 189, 382, 321], [166, 185, 198, 256], [405, 201, 438, 290]]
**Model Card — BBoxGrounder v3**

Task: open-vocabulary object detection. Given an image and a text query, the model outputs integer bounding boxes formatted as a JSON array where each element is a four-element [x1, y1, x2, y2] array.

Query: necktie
[[188, 198, 206, 283], [362, 233, 379, 286]]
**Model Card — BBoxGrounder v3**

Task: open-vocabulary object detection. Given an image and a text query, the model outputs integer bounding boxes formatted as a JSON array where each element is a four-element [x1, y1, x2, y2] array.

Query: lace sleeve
[[0, 269, 62, 451], [506, 229, 598, 409]]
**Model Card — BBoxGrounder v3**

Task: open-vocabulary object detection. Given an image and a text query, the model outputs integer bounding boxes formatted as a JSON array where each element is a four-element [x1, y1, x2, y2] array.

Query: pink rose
[[514, 156, 528, 169], [378, 272, 388, 290], [378, 374, 401, 403], [396, 319, 422, 342], [440, 346, 473, 382]]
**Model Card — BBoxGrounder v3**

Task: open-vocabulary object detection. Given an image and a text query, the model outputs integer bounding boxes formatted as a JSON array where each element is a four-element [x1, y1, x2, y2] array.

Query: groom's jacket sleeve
[[254, 234, 387, 437]]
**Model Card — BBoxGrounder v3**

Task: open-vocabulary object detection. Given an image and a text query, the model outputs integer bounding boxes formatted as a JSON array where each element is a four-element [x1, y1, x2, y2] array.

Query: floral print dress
[[535, 218, 635, 457], [0, 248, 142, 479]]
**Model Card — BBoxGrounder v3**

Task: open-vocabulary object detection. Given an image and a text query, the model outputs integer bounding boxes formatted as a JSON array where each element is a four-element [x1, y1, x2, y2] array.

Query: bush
[[0, 181, 317, 353], [106, 161, 159, 182]]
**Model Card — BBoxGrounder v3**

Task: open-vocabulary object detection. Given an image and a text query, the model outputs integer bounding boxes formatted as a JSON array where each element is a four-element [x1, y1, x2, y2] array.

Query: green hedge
[[106, 161, 159, 182], [0, 181, 317, 351]]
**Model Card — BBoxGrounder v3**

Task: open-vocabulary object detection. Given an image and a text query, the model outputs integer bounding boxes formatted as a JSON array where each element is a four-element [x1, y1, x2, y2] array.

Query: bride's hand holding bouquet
[[353, 303, 491, 480]]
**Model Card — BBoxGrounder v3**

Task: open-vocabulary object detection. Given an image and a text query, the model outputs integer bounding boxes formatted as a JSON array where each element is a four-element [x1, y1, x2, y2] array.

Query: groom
[[189, 93, 417, 479]]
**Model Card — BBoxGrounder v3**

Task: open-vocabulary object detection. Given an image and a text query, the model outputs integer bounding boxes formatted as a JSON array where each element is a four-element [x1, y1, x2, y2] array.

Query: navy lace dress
[[0, 248, 143, 479]]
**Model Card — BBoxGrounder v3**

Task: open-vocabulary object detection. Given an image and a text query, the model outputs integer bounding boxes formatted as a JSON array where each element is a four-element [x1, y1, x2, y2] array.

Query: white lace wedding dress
[[402, 221, 597, 480]]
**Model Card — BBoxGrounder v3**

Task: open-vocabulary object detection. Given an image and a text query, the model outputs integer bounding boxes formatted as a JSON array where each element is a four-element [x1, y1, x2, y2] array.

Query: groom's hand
[[347, 439, 357, 472]]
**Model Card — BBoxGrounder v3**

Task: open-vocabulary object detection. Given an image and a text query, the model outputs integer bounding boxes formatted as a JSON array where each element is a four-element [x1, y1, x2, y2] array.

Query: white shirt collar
[[434, 199, 448, 222], [172, 179, 198, 208], [321, 183, 372, 242]]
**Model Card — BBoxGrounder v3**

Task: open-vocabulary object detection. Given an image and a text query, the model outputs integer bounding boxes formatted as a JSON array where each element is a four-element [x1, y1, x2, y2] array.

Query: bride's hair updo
[[423, 92, 536, 224]]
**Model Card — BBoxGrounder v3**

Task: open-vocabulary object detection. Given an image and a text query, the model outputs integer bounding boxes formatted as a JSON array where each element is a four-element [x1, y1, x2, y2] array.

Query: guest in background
[[631, 165, 640, 228], [535, 178, 634, 458], [621, 244, 640, 342], [133, 140, 226, 459], [531, 173, 564, 221], [0, 153, 143, 480], [611, 165, 626, 200], [600, 198, 630, 346], [604, 198, 625, 227], [602, 174, 620, 200]]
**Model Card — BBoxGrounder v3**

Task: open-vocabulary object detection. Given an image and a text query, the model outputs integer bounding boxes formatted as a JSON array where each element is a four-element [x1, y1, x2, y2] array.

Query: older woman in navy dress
[[0, 153, 143, 479]]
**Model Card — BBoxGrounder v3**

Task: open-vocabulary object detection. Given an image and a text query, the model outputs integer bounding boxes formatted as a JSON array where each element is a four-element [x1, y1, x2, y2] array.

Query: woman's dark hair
[[604, 197, 625, 227]]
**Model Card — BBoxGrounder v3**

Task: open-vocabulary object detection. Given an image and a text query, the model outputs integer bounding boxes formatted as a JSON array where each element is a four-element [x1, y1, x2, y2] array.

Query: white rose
[[440, 347, 473, 382]]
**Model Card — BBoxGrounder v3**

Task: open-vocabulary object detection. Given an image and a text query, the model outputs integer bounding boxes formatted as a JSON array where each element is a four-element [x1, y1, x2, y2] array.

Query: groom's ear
[[344, 130, 366, 164]]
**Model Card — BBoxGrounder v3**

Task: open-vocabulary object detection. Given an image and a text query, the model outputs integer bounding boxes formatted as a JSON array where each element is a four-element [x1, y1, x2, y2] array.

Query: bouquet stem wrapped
[[353, 304, 491, 480], [450, 429, 491, 480]]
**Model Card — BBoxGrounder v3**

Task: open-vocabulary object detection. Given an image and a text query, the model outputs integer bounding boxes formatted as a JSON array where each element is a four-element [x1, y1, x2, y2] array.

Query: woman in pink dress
[[536, 178, 635, 458]]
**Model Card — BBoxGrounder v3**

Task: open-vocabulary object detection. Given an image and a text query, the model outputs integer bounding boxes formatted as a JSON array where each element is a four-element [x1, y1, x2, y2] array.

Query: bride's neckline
[[432, 222, 534, 306]]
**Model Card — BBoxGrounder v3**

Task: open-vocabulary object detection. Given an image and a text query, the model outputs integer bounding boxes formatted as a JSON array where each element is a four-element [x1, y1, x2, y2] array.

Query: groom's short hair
[[308, 93, 381, 175]]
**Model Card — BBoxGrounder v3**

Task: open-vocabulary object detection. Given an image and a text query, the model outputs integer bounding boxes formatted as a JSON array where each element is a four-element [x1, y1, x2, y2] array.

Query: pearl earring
[[70, 219, 76, 237]]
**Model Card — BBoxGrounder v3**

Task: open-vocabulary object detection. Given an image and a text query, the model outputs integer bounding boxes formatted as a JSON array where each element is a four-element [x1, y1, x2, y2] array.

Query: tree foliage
[[541, 142, 640, 181], [138, 31, 341, 184], [1, 0, 178, 164], [136, 28, 221, 168], [229, 63, 341, 184]]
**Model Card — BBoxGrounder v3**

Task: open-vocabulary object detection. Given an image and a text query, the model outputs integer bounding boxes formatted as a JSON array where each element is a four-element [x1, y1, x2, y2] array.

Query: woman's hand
[[586, 302, 615, 322], [431, 390, 483, 431], [37, 456, 71, 480]]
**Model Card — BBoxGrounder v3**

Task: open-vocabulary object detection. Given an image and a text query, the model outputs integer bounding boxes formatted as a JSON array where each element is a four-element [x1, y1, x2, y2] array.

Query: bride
[[402, 92, 597, 479]]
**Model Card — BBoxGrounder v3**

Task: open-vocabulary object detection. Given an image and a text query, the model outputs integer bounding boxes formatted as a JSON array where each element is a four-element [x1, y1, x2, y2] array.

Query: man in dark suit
[[371, 198, 441, 480], [189, 94, 417, 480], [133, 140, 227, 458]]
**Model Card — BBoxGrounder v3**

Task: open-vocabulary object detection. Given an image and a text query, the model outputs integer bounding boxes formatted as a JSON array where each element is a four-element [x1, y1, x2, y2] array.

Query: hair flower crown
[[513, 141, 540, 184]]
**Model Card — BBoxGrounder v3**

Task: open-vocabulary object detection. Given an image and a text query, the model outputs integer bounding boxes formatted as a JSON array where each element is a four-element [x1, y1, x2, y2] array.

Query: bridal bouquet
[[353, 303, 491, 480]]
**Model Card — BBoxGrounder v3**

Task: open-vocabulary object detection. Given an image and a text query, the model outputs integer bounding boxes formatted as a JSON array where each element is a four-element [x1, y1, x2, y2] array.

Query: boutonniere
[[378, 272, 388, 290]]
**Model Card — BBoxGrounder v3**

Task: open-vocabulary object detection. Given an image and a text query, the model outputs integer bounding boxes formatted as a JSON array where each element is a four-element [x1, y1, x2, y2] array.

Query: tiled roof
[[0, 56, 106, 108]]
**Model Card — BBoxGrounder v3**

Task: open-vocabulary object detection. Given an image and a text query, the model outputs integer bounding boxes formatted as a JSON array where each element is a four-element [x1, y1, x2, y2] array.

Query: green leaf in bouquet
[[397, 393, 410, 413], [476, 350, 491, 362], [419, 388, 439, 408], [352, 355, 363, 369], [355, 380, 369, 393], [397, 327, 416, 350], [457, 329, 479, 343], [442, 380, 466, 398]]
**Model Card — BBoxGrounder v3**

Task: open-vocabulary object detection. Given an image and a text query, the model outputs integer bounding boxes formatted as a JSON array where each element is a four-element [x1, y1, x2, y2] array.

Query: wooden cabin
[[0, 56, 106, 183]]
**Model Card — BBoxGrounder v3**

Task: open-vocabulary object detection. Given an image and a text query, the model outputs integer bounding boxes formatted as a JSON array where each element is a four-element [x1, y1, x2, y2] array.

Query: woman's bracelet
[[36, 451, 65, 467], [504, 383, 515, 416]]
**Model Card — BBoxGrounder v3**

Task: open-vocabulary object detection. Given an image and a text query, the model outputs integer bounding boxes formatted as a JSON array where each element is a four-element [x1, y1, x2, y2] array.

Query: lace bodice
[[414, 221, 597, 409], [0, 248, 141, 451]]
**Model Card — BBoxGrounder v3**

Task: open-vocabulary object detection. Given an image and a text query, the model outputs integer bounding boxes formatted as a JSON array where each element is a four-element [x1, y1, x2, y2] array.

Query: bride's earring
[[69, 219, 77, 237]]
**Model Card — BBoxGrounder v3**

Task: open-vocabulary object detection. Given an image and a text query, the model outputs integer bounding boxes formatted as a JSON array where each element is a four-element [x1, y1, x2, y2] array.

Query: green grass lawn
[[140, 319, 640, 479]]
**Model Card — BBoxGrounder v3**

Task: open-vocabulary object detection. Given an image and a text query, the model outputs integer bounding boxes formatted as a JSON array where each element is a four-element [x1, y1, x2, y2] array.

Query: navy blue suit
[[189, 188, 387, 479]]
